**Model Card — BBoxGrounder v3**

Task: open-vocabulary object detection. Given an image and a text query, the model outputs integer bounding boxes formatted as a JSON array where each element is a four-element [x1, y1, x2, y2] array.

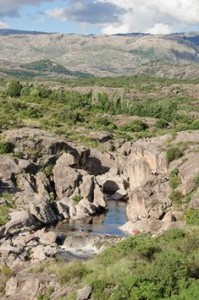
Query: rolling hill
[[0, 30, 199, 78]]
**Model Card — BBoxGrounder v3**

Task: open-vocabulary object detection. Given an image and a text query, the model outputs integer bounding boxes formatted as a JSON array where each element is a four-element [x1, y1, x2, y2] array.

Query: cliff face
[[119, 132, 199, 234]]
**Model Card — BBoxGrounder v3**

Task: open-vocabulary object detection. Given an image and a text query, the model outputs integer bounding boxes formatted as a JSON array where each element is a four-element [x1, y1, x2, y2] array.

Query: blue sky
[[0, 0, 199, 35]]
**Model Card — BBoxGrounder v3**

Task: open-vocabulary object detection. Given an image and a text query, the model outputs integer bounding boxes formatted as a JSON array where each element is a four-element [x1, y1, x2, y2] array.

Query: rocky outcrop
[[1, 127, 199, 256], [0, 228, 58, 269], [4, 274, 59, 300], [122, 135, 170, 189], [53, 162, 81, 198], [4, 210, 39, 234], [1, 127, 199, 299], [126, 175, 171, 222], [2, 127, 78, 161]]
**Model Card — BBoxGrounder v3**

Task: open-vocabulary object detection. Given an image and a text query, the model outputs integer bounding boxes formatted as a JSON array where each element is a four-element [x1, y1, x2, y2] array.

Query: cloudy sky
[[0, 0, 199, 35]]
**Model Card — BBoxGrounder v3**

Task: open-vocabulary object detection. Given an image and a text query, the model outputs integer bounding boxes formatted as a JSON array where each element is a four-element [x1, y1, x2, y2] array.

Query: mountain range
[[1, 29, 199, 79]]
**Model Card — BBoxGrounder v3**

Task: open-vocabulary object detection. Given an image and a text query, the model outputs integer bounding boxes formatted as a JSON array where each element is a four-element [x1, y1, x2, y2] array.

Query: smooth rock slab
[[77, 285, 92, 300]]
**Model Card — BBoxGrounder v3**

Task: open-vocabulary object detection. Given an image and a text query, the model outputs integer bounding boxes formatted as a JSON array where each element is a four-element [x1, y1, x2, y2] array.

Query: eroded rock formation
[[0, 127, 199, 275]]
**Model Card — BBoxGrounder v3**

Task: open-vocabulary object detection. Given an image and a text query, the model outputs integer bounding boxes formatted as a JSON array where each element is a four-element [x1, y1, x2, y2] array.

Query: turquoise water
[[55, 200, 127, 236]]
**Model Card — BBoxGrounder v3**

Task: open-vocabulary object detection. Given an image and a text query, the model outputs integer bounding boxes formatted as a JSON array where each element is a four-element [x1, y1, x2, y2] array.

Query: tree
[[6, 80, 23, 97]]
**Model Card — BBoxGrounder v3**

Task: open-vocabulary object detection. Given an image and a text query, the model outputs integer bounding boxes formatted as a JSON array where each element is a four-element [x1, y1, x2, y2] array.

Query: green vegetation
[[24, 59, 93, 78], [186, 210, 199, 226], [35, 229, 199, 300], [0, 192, 15, 225], [72, 194, 83, 202], [0, 205, 10, 225], [169, 169, 182, 190], [0, 141, 14, 154], [169, 190, 184, 204], [119, 120, 148, 132], [6, 79, 22, 97], [0, 265, 13, 296], [166, 147, 183, 164], [0, 74, 199, 299], [0, 75, 199, 146]]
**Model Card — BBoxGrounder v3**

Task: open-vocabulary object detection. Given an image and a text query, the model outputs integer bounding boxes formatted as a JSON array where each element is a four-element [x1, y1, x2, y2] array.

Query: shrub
[[6, 80, 23, 97], [0, 141, 14, 154], [156, 119, 169, 129], [119, 120, 148, 132], [169, 169, 182, 190], [96, 117, 111, 126], [186, 210, 199, 226], [72, 194, 83, 202], [0, 206, 9, 225], [91, 279, 113, 299], [190, 119, 199, 130], [169, 190, 184, 204], [149, 250, 188, 298], [166, 147, 183, 164], [43, 164, 54, 177]]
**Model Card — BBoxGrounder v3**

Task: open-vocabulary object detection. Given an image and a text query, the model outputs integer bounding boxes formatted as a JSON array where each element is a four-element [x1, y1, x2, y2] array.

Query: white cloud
[[1, 0, 199, 34], [148, 23, 173, 35], [100, 0, 199, 34], [46, 8, 68, 21], [0, 21, 9, 29]]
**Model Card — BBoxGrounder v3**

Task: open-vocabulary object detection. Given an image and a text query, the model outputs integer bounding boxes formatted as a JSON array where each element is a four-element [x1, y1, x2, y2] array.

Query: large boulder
[[35, 171, 53, 201], [53, 155, 81, 198], [78, 173, 95, 202], [29, 201, 57, 224], [126, 176, 171, 222], [4, 210, 38, 234], [77, 285, 92, 300]]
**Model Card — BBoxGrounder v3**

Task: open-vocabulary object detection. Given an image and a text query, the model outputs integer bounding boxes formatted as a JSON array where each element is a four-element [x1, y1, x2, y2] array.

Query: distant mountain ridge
[[1, 30, 199, 79], [0, 29, 50, 36]]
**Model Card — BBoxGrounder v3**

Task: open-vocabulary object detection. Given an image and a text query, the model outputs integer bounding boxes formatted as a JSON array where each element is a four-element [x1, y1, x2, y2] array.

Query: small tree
[[6, 80, 23, 97]]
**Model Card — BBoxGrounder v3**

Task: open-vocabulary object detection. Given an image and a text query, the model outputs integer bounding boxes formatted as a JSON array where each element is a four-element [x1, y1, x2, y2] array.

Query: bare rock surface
[[53, 158, 81, 198], [77, 285, 92, 300], [4, 274, 59, 300]]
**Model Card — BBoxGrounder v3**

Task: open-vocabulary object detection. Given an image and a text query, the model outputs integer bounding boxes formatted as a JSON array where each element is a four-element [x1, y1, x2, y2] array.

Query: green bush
[[149, 250, 188, 298], [190, 119, 199, 130], [96, 117, 111, 126], [166, 147, 183, 164], [119, 120, 148, 132], [72, 194, 83, 202], [169, 190, 184, 204], [91, 279, 113, 300], [6, 80, 23, 97], [156, 119, 169, 129], [186, 210, 199, 226], [0, 141, 14, 154], [0, 206, 9, 225], [169, 169, 182, 190]]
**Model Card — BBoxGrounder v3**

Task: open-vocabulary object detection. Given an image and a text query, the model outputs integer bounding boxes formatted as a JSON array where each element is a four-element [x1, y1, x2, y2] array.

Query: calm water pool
[[55, 200, 127, 236]]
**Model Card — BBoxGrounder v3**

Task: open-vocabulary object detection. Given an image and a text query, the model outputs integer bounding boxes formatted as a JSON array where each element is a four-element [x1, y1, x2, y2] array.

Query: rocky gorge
[[0, 127, 199, 299]]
